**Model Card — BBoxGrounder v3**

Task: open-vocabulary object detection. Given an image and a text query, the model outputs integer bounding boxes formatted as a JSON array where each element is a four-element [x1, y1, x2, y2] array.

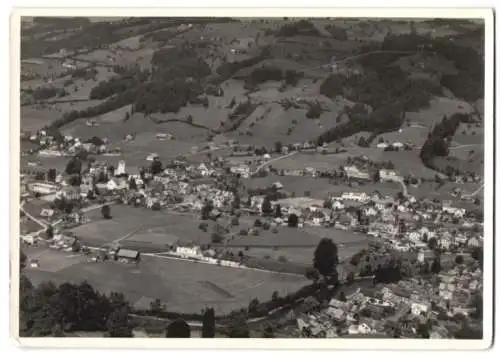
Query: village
[[18, 125, 484, 339]]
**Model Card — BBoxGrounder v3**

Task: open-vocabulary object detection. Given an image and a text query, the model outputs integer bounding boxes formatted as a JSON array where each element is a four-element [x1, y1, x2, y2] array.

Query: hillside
[[20, 18, 485, 177]]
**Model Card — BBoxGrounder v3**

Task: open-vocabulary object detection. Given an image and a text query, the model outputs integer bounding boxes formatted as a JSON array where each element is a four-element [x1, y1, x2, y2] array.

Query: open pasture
[[405, 96, 474, 128], [71, 206, 210, 248], [267, 152, 348, 171], [226, 246, 316, 267], [25, 253, 309, 314], [244, 173, 405, 198], [377, 150, 438, 179], [227, 226, 322, 248], [23, 247, 87, 273], [21, 58, 72, 79], [244, 174, 336, 199], [452, 122, 484, 146], [62, 112, 208, 145], [22, 99, 104, 132]]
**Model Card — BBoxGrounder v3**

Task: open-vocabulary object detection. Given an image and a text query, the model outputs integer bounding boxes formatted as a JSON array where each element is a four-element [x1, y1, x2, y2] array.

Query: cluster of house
[[375, 140, 411, 150], [248, 182, 482, 256], [27, 130, 110, 157], [296, 262, 482, 338]]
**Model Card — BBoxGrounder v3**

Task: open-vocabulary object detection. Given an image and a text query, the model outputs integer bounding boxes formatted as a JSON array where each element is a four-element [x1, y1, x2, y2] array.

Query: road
[[20, 200, 118, 238], [251, 151, 298, 176]]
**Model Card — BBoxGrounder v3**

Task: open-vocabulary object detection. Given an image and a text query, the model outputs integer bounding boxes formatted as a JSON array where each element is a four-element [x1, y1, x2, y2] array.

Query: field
[[244, 174, 336, 199], [21, 100, 104, 132], [405, 96, 474, 128], [377, 150, 439, 179], [374, 126, 429, 148], [21, 58, 73, 80], [226, 226, 372, 265], [266, 152, 348, 171], [70, 205, 211, 249], [24, 249, 309, 314], [245, 172, 405, 198], [62, 111, 209, 145]]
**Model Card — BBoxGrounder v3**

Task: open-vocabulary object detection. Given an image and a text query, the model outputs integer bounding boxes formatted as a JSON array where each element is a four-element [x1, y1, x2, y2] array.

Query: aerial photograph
[[17, 16, 485, 339]]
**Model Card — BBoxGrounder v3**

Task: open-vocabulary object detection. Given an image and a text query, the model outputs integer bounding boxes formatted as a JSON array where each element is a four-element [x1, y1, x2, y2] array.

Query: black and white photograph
[[10, 7, 494, 349]]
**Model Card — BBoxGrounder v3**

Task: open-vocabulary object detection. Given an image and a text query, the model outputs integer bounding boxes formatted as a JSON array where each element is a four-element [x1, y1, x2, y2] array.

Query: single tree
[[129, 178, 137, 190], [313, 238, 339, 280], [202, 308, 215, 338], [274, 204, 283, 218], [288, 213, 299, 228], [261, 196, 273, 216], [20, 251, 27, 270], [101, 205, 111, 219], [106, 307, 133, 338], [232, 194, 241, 210], [427, 237, 438, 250], [248, 298, 260, 314], [338, 291, 347, 302], [430, 257, 442, 274], [346, 272, 355, 285], [150, 159, 163, 175], [45, 225, 54, 239], [166, 318, 191, 338], [201, 200, 214, 220], [47, 168, 57, 182], [274, 141, 283, 153]]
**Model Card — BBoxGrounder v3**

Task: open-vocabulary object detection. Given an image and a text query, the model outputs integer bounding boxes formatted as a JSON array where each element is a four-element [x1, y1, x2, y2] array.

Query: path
[[449, 143, 481, 151], [251, 151, 298, 176], [20, 202, 47, 229], [463, 183, 484, 198], [303, 50, 421, 73]]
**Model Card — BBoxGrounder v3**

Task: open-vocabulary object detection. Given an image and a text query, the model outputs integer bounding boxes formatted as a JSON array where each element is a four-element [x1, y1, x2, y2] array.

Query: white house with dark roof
[[379, 169, 402, 183]]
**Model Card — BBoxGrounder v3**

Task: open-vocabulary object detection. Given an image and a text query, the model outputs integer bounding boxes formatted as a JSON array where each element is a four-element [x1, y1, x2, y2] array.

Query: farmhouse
[[116, 249, 141, 263], [58, 186, 81, 201], [442, 206, 466, 218], [392, 142, 404, 149], [230, 164, 250, 178], [341, 192, 369, 202], [176, 245, 202, 258], [28, 182, 59, 195], [379, 169, 402, 183], [343, 165, 370, 180], [411, 301, 430, 316]]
